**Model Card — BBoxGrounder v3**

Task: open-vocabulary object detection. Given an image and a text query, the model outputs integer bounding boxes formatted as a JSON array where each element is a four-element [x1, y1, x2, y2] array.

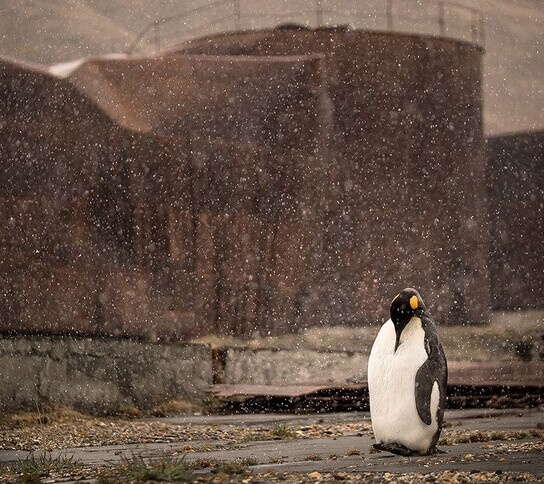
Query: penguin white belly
[[368, 318, 439, 454]]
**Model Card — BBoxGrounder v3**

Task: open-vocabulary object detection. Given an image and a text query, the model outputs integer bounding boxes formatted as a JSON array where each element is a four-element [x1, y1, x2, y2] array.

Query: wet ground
[[1, 408, 543, 482]]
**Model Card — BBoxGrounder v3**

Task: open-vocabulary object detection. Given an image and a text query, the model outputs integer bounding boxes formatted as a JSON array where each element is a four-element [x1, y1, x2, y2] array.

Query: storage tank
[[174, 28, 489, 326]]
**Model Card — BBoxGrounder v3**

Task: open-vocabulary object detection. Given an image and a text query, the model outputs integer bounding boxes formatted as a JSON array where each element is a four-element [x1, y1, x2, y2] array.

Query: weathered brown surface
[[0, 53, 332, 338], [0, 29, 493, 338], [0, 58, 113, 335], [487, 131, 544, 311], [208, 384, 332, 398], [176, 30, 491, 327]]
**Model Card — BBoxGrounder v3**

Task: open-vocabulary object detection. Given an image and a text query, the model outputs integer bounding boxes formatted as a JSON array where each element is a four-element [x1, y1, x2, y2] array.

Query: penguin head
[[390, 287, 426, 350]]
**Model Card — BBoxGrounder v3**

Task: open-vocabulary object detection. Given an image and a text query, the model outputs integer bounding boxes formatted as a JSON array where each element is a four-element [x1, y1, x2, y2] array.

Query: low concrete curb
[[0, 336, 212, 414]]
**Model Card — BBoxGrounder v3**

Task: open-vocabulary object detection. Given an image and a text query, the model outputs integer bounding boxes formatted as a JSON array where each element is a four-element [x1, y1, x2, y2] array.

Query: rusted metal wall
[[487, 131, 544, 310], [0, 59, 106, 335], [0, 54, 331, 338], [0, 60, 189, 339], [0, 28, 491, 338]]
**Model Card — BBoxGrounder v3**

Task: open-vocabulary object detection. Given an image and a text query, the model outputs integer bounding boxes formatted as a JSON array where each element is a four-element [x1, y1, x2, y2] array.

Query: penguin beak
[[394, 330, 402, 352]]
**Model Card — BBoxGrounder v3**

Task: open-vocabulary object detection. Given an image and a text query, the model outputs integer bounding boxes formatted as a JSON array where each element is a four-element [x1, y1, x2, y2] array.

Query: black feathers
[[415, 315, 448, 436]]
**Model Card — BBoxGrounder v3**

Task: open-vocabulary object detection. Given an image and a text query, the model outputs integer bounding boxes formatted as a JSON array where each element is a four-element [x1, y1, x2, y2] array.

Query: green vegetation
[[347, 448, 363, 456], [95, 453, 259, 482], [97, 453, 193, 483], [1, 451, 79, 483], [212, 459, 252, 475], [270, 424, 297, 440], [244, 423, 298, 442]]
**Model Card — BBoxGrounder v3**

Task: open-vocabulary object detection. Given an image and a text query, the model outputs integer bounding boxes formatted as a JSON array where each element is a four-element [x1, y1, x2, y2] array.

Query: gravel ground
[[1, 408, 543, 482], [0, 409, 373, 451]]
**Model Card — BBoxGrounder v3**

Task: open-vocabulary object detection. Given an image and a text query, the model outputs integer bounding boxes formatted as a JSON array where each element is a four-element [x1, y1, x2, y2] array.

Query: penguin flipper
[[415, 327, 447, 426], [415, 359, 436, 425]]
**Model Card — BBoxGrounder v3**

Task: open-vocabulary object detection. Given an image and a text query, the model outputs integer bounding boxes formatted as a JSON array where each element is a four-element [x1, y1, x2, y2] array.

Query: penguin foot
[[431, 446, 447, 455], [372, 443, 414, 457]]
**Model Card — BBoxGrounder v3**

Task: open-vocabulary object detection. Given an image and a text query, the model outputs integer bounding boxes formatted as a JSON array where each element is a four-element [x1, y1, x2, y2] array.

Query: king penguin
[[367, 288, 447, 456]]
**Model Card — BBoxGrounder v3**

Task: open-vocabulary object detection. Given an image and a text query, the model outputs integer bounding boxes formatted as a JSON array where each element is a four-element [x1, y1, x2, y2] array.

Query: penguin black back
[[415, 310, 448, 440]]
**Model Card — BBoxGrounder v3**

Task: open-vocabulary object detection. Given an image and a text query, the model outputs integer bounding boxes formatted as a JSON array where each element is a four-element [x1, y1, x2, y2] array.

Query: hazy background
[[0, 0, 542, 135]]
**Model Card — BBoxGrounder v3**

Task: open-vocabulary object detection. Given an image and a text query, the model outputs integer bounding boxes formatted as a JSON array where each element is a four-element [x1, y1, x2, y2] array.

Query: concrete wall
[[219, 347, 368, 386], [0, 337, 212, 414]]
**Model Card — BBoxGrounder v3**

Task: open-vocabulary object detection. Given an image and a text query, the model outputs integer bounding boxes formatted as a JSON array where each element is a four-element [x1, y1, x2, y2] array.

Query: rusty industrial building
[[0, 27, 541, 339], [487, 131, 544, 312]]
